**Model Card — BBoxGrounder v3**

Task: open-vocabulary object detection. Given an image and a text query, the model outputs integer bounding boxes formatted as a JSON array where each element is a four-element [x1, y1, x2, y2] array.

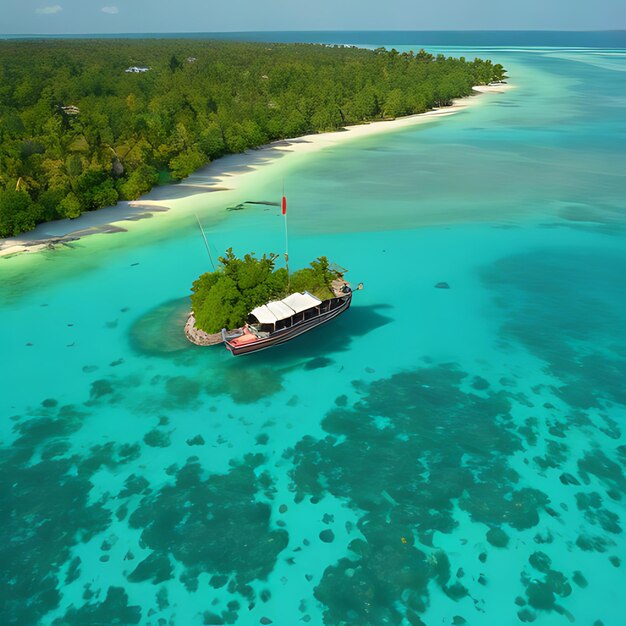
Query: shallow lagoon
[[1, 42, 626, 625]]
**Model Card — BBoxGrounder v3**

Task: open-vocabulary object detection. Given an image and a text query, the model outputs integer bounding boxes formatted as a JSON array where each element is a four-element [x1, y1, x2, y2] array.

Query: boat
[[192, 189, 361, 355], [221, 280, 354, 356]]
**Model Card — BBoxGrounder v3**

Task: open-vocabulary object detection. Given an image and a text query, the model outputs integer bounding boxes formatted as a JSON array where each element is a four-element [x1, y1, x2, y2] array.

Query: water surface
[[1, 37, 626, 625]]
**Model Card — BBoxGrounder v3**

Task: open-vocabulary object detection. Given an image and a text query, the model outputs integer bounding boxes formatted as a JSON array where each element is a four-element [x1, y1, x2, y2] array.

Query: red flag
[[282, 195, 287, 215]]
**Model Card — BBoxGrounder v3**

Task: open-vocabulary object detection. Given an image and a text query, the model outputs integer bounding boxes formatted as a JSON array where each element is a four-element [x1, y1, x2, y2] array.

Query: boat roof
[[282, 291, 322, 313], [250, 291, 322, 324]]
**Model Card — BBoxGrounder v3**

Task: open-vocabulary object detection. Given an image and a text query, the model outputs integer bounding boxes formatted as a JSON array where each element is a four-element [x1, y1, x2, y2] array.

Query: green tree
[[199, 121, 225, 160], [58, 192, 81, 219], [195, 276, 245, 332], [168, 148, 206, 180], [0, 190, 33, 236], [310, 105, 342, 132], [383, 89, 406, 118], [169, 55, 183, 73], [91, 179, 118, 209], [66, 154, 83, 179], [119, 164, 158, 200], [289, 256, 337, 300]]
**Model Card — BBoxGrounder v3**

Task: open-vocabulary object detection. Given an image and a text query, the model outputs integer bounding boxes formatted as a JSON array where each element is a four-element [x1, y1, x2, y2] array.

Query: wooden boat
[[221, 282, 353, 356], [193, 190, 360, 355]]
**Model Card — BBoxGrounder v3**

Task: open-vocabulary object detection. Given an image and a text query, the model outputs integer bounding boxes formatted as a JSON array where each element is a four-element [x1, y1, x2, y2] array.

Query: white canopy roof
[[249, 305, 278, 324], [250, 291, 322, 324], [281, 291, 322, 313], [266, 300, 295, 320]]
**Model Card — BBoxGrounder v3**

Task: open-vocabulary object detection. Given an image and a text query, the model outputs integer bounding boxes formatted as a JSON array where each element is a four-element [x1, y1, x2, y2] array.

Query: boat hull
[[224, 292, 352, 356]]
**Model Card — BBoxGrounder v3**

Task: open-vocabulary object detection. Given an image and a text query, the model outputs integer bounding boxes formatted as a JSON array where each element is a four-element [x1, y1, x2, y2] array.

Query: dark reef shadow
[[128, 298, 191, 357]]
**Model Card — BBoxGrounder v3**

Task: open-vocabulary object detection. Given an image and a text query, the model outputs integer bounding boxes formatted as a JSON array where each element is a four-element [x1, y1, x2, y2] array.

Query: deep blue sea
[[1, 32, 626, 626]]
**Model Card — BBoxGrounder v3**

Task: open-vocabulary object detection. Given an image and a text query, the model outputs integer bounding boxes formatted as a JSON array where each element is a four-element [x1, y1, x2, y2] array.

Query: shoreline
[[0, 83, 512, 259]]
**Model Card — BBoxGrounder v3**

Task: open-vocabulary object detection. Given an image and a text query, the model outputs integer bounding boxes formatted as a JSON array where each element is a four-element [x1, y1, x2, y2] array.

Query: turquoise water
[[2, 42, 626, 625]]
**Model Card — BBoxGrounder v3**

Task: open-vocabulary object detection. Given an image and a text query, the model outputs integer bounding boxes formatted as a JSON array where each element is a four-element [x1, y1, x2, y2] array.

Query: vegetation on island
[[0, 39, 506, 237], [191, 249, 340, 333]]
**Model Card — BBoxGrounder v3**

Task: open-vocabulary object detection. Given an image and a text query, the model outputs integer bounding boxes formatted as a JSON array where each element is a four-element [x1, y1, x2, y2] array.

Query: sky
[[3, 0, 626, 35]]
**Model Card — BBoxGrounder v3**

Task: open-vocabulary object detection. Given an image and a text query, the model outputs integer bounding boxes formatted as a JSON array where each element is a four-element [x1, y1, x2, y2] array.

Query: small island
[[185, 249, 355, 354]]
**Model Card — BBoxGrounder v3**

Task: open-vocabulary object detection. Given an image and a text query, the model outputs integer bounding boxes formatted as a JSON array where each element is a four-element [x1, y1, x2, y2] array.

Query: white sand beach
[[0, 83, 512, 259]]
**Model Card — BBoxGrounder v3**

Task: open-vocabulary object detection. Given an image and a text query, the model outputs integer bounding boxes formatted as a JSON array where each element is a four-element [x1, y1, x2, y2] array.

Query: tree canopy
[[191, 250, 341, 333], [0, 39, 507, 237]]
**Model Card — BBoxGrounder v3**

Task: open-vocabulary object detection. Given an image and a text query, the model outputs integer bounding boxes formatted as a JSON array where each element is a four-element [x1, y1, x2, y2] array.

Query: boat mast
[[282, 182, 289, 288], [195, 214, 216, 271]]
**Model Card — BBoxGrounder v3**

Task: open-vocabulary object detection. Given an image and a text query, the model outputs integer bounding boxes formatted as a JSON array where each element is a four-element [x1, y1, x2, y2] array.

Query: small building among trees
[[59, 105, 80, 115]]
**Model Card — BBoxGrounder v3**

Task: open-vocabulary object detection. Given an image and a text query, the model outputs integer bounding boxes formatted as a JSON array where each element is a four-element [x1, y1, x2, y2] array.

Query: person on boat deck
[[244, 323, 250, 334]]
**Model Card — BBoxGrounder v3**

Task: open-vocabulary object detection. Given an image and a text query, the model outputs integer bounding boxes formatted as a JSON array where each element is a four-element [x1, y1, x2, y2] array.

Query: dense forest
[[0, 40, 506, 237]]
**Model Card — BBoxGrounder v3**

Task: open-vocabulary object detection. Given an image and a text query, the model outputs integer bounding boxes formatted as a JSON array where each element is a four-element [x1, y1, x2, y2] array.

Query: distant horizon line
[[2, 29, 626, 37]]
